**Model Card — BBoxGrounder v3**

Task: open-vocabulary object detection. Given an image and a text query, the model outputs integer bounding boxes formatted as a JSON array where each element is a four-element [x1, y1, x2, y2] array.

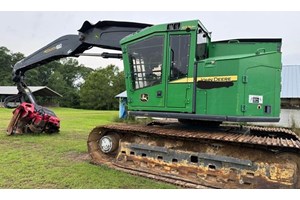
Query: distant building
[[0, 86, 62, 107], [115, 91, 127, 119], [249, 65, 300, 128], [281, 65, 300, 109]]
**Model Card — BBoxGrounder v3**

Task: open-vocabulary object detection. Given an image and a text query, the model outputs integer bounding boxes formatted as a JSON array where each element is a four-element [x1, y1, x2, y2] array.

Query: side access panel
[[243, 63, 281, 117], [195, 59, 240, 116]]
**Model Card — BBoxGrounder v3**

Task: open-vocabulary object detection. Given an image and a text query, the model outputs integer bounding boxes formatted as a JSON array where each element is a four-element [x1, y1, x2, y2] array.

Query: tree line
[[0, 46, 125, 110]]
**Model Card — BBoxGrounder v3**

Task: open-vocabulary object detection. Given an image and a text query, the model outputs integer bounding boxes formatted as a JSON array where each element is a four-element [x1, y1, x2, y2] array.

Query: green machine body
[[121, 20, 282, 123]]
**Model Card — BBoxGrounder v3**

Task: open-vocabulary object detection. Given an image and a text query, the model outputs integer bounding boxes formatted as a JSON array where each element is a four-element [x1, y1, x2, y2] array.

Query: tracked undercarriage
[[87, 122, 300, 189]]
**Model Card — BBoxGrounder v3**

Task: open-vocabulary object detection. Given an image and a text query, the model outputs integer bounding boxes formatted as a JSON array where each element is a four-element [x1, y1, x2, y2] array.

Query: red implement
[[7, 102, 60, 135]]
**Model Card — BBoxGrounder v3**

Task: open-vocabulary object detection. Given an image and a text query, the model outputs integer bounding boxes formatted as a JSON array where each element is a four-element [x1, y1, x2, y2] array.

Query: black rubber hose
[[3, 93, 24, 109]]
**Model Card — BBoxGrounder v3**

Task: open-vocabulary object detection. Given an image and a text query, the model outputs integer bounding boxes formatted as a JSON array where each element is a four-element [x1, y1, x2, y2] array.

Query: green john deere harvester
[[6, 19, 300, 188]]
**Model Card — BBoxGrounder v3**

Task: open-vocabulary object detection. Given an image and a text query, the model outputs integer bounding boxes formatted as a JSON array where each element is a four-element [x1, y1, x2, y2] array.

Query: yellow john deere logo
[[170, 75, 238, 83], [198, 75, 238, 82]]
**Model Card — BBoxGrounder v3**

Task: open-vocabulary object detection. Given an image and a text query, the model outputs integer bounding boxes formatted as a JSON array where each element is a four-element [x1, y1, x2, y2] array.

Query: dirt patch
[[64, 151, 91, 162], [292, 128, 300, 136]]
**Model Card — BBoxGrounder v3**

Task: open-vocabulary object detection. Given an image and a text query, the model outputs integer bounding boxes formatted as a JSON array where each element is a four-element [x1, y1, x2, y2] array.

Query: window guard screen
[[128, 36, 164, 90]]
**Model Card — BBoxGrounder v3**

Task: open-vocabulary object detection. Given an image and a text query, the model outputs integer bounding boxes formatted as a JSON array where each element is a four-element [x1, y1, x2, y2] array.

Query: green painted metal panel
[[242, 53, 281, 117], [196, 58, 240, 116], [195, 51, 281, 118], [209, 40, 281, 58]]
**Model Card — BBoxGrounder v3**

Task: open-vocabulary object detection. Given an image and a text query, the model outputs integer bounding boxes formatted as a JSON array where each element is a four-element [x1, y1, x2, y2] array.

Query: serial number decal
[[249, 95, 263, 104], [43, 43, 62, 54]]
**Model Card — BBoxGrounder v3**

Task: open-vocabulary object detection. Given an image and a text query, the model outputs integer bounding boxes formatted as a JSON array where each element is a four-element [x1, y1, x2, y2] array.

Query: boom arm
[[13, 20, 151, 82], [6, 20, 151, 135]]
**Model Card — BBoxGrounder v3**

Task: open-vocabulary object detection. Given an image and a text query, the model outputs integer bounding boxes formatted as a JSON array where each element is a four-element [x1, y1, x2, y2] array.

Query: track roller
[[99, 133, 120, 154]]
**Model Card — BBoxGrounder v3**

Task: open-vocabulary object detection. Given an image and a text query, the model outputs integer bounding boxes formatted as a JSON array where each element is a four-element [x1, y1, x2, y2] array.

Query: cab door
[[166, 33, 194, 112], [125, 34, 167, 109]]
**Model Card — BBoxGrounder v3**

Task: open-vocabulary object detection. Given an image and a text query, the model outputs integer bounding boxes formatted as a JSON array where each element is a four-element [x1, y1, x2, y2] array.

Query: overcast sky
[[0, 11, 299, 70]]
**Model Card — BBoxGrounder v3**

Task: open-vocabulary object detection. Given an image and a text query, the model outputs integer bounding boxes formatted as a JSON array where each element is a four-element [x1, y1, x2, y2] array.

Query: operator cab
[[121, 20, 210, 114]]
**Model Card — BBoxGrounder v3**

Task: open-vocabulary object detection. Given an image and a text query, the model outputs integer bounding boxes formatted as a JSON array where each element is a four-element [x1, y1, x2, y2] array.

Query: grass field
[[0, 107, 176, 189]]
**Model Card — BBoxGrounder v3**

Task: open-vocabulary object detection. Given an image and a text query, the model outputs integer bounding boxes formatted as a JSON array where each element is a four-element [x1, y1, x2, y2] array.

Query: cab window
[[196, 29, 208, 60], [128, 36, 164, 90], [169, 35, 190, 81]]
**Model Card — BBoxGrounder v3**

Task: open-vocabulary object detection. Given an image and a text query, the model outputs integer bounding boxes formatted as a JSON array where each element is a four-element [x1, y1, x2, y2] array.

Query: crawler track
[[87, 122, 300, 188]]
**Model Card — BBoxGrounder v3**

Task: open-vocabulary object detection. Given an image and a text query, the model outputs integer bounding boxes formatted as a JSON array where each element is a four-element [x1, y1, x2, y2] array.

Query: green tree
[[80, 65, 125, 110], [0, 46, 24, 85], [46, 70, 81, 108], [58, 59, 93, 88], [25, 58, 93, 108], [25, 61, 58, 86], [0, 46, 94, 108]]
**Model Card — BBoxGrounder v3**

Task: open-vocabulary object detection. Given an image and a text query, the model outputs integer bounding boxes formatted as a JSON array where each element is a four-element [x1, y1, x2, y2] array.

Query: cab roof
[[120, 19, 210, 45]]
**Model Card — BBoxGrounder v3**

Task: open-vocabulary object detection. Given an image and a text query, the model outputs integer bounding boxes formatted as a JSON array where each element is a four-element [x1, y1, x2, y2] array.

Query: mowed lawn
[[0, 107, 176, 189]]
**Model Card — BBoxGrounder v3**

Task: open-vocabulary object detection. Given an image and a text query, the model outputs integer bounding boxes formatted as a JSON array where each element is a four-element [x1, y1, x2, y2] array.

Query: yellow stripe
[[170, 77, 193, 83], [170, 75, 238, 83]]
